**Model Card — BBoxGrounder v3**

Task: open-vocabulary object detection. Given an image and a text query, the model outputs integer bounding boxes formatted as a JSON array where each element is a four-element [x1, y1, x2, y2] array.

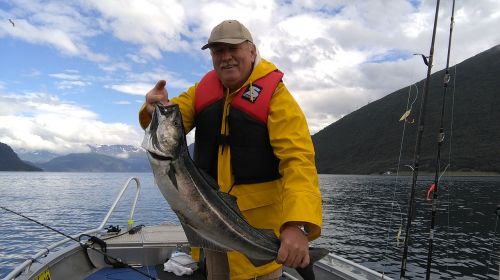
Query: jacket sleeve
[[138, 84, 198, 133], [267, 82, 323, 240]]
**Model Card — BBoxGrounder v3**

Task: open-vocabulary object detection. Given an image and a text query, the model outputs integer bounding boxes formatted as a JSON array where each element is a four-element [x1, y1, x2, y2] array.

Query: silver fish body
[[142, 104, 327, 267]]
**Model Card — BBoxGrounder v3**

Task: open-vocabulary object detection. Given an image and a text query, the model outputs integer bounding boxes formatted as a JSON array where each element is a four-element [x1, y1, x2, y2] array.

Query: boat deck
[[104, 224, 189, 245], [4, 223, 393, 280], [84, 265, 206, 280], [85, 224, 202, 279]]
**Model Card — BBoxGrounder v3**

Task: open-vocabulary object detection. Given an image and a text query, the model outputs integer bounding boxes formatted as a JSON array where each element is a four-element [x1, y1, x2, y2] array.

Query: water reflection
[[315, 174, 500, 279], [0, 173, 498, 279]]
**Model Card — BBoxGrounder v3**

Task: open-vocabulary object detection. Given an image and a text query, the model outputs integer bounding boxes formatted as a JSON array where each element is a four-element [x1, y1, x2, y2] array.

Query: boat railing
[[282, 253, 393, 280], [3, 177, 142, 280], [325, 253, 391, 279]]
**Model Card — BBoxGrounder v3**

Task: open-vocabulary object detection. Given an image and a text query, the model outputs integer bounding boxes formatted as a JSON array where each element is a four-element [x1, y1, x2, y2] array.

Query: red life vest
[[193, 70, 284, 184]]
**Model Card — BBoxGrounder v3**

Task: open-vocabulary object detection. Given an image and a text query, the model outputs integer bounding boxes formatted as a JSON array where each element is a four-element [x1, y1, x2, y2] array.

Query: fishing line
[[0, 205, 157, 280], [438, 64, 457, 276], [380, 55, 421, 276], [397, 83, 419, 176], [443, 64, 457, 274]]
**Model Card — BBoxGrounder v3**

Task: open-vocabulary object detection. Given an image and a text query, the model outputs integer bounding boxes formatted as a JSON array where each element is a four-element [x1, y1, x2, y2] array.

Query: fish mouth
[[148, 151, 173, 161]]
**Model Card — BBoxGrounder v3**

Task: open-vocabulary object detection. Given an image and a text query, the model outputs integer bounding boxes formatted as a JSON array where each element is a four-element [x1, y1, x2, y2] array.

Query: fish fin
[[308, 247, 329, 263], [198, 168, 220, 190], [247, 257, 275, 267], [258, 228, 279, 240], [247, 247, 328, 271], [182, 222, 276, 267], [293, 247, 328, 280], [296, 264, 315, 280], [167, 162, 178, 190], [149, 105, 161, 150], [181, 223, 227, 252], [217, 192, 242, 214]]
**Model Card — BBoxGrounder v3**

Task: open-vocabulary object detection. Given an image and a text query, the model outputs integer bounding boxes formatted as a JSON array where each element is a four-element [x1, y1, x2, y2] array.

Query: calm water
[[0, 172, 499, 279]]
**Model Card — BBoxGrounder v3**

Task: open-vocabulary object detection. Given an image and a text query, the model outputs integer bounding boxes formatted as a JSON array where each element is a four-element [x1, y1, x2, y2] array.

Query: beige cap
[[201, 20, 253, 50]]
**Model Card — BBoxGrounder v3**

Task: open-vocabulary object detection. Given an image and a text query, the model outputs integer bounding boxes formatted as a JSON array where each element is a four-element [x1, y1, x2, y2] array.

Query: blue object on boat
[[84, 266, 158, 280]]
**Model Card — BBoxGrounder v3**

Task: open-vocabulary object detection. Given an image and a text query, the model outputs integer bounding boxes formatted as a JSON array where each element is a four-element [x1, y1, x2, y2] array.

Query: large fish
[[142, 104, 328, 269]]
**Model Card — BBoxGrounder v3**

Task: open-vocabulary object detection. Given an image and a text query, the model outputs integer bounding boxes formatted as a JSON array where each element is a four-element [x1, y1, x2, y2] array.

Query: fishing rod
[[0, 205, 157, 280], [400, 0, 441, 279], [425, 0, 456, 278]]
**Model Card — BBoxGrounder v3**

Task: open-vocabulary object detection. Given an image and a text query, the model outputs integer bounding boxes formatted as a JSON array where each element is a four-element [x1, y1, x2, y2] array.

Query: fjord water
[[0, 172, 498, 279]]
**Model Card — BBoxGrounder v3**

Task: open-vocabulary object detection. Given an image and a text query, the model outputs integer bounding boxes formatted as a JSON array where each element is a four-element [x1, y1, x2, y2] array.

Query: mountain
[[0, 142, 42, 171], [37, 153, 149, 172], [312, 45, 500, 174], [17, 149, 60, 164], [15, 144, 150, 172], [18, 144, 145, 163], [87, 144, 144, 158], [13, 143, 195, 172], [88, 144, 151, 171], [35, 144, 151, 172]]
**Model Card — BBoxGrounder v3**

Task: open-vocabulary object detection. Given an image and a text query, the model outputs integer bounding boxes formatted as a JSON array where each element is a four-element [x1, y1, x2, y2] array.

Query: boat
[[2, 177, 391, 280]]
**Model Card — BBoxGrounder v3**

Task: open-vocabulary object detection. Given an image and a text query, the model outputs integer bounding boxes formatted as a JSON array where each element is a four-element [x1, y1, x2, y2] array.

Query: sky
[[1, 0, 499, 155]]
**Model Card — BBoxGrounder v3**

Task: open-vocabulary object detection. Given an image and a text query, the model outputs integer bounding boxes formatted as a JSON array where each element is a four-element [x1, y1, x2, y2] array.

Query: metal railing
[[3, 177, 142, 280]]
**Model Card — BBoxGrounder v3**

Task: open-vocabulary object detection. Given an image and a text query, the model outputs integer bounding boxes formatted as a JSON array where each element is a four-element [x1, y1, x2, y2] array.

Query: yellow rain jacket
[[139, 59, 322, 279]]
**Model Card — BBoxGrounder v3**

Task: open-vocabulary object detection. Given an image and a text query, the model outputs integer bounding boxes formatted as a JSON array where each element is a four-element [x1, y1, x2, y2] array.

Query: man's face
[[210, 42, 256, 92]]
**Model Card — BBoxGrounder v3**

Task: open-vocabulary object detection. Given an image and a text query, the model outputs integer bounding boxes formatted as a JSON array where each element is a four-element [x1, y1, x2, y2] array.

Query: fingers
[[155, 80, 166, 90], [276, 226, 310, 268], [276, 245, 288, 265], [146, 80, 168, 103], [300, 252, 310, 268], [145, 80, 169, 115], [276, 243, 309, 268]]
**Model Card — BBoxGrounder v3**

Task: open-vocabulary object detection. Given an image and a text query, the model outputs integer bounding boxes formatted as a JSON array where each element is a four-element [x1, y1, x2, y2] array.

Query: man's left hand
[[276, 223, 309, 268]]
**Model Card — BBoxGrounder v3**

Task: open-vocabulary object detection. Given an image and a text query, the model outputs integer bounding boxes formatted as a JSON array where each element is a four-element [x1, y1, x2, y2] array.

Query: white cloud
[[127, 53, 148, 64], [108, 83, 154, 96], [107, 69, 194, 96], [252, 0, 500, 134], [55, 80, 90, 90], [113, 100, 132, 105], [0, 2, 108, 62], [88, 0, 190, 56], [49, 71, 91, 90], [2, 0, 500, 143], [99, 62, 132, 73], [49, 73, 82, 80], [23, 69, 42, 77], [0, 93, 142, 154]]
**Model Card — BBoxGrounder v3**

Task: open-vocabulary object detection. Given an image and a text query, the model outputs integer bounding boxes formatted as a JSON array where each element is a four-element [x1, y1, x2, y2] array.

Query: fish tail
[[308, 247, 329, 263]]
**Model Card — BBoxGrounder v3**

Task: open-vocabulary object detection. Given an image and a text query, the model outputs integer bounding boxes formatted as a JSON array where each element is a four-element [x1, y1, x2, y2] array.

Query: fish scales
[[142, 104, 328, 267]]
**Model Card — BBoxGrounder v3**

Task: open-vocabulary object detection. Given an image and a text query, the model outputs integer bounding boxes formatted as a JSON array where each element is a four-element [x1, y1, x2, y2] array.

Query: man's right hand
[[145, 80, 170, 116]]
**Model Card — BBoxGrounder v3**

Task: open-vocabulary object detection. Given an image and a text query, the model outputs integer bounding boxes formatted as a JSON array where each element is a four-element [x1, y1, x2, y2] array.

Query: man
[[139, 20, 322, 280]]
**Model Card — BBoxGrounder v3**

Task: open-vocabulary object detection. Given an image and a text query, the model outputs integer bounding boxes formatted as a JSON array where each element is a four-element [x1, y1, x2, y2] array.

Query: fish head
[[141, 104, 185, 160]]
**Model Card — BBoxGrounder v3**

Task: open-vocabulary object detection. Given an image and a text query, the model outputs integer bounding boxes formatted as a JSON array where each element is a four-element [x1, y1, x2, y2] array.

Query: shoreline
[[320, 171, 500, 177], [381, 171, 500, 177]]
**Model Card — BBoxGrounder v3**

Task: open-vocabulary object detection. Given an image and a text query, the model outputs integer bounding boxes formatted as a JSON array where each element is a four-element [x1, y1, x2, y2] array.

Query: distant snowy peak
[[17, 149, 61, 163], [87, 144, 145, 159]]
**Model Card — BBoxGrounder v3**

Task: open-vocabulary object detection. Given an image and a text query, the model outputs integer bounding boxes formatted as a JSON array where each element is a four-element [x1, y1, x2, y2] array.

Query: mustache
[[220, 61, 238, 68]]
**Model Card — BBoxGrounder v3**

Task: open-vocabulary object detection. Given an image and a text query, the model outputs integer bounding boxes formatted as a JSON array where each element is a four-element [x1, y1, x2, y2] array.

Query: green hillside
[[0, 142, 42, 171], [312, 45, 500, 175]]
